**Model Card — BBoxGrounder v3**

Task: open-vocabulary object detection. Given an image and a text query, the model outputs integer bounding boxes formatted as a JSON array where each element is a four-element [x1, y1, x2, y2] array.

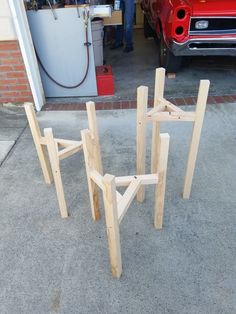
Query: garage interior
[[24, 2, 236, 106]]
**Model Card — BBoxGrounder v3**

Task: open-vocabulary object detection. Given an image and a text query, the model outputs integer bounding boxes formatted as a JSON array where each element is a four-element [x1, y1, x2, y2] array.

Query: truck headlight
[[195, 20, 209, 29]]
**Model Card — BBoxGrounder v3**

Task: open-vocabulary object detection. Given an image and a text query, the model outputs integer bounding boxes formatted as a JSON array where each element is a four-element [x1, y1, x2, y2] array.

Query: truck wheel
[[159, 35, 182, 72], [144, 15, 155, 38]]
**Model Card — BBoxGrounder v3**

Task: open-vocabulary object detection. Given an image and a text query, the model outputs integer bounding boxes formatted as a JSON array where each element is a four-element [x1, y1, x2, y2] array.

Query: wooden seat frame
[[81, 100, 170, 278], [136, 68, 210, 201], [24, 103, 84, 218]]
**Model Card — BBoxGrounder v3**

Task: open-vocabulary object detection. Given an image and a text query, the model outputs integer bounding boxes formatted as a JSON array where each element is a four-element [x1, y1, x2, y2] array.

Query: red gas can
[[96, 66, 115, 96]]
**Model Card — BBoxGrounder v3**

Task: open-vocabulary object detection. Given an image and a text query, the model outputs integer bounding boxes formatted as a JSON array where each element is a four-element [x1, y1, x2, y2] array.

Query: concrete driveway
[[0, 103, 236, 313]]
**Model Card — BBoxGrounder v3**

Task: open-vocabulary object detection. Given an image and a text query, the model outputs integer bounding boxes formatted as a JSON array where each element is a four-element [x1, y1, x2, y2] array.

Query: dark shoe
[[123, 46, 134, 53], [110, 43, 123, 50]]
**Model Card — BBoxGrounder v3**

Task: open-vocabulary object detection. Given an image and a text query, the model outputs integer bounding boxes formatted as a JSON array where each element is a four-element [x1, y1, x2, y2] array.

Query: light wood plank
[[182, 80, 210, 199], [86, 101, 103, 174], [151, 68, 165, 173], [147, 104, 166, 116], [154, 133, 170, 229], [81, 129, 101, 220], [58, 142, 83, 160], [136, 86, 148, 202], [102, 174, 122, 278], [147, 111, 195, 122], [118, 178, 141, 223], [115, 174, 158, 187], [24, 103, 53, 184], [165, 101, 184, 112], [44, 128, 68, 218], [90, 170, 104, 190]]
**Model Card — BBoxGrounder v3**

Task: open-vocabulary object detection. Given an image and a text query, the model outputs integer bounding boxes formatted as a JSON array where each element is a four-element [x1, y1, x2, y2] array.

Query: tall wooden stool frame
[[82, 102, 170, 278], [24, 102, 95, 218], [136, 68, 210, 201]]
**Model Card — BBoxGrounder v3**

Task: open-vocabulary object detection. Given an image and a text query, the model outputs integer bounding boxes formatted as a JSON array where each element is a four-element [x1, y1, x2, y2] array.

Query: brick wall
[[0, 40, 33, 104]]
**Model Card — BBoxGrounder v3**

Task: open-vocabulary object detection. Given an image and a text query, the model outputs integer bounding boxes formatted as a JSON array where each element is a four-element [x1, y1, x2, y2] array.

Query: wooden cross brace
[[24, 102, 100, 218], [81, 122, 170, 278], [136, 68, 210, 201]]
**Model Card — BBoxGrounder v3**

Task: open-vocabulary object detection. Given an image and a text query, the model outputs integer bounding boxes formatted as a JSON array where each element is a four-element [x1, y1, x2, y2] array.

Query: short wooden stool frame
[[24, 102, 84, 218], [136, 68, 210, 201], [81, 102, 170, 278]]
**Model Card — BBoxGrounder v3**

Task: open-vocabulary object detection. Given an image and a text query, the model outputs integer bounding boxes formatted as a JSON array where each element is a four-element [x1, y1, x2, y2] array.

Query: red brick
[[10, 85, 28, 91], [103, 102, 113, 110], [10, 51, 22, 58], [121, 101, 130, 109], [0, 85, 9, 91], [213, 96, 225, 104], [14, 97, 33, 103], [7, 72, 26, 78], [174, 98, 186, 106], [183, 97, 195, 105], [148, 99, 154, 107], [129, 100, 136, 108], [112, 102, 121, 109], [207, 96, 216, 104], [0, 65, 13, 71], [0, 79, 18, 85], [13, 65, 26, 71], [2, 91, 20, 97], [222, 95, 234, 103], [95, 102, 104, 110], [0, 98, 14, 103], [17, 78, 29, 84], [1, 58, 23, 65], [19, 91, 33, 97], [0, 42, 18, 51], [0, 52, 10, 58]]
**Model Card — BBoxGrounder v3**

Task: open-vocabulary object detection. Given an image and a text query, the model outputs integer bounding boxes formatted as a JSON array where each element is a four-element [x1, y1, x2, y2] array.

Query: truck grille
[[190, 17, 236, 35]]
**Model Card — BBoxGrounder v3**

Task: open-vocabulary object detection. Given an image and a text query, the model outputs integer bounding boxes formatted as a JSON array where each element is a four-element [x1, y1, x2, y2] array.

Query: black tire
[[144, 15, 155, 38], [159, 35, 182, 73]]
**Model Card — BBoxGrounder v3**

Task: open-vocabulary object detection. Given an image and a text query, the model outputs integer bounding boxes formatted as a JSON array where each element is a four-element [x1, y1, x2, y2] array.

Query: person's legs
[[110, 0, 125, 49], [124, 0, 135, 51]]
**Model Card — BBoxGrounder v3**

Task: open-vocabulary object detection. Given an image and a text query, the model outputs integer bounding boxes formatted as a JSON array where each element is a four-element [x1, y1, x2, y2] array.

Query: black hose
[[35, 25, 90, 89]]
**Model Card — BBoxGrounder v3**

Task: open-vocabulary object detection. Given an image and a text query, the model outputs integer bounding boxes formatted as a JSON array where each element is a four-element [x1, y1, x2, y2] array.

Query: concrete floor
[[0, 103, 236, 313], [49, 29, 236, 104]]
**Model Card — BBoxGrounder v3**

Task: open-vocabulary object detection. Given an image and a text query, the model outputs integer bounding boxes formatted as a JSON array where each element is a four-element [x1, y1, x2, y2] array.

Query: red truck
[[141, 0, 236, 72]]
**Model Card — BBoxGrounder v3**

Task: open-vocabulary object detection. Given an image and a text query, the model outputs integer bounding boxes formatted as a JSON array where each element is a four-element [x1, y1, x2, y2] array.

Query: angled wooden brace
[[24, 103, 83, 218], [136, 68, 210, 200], [81, 125, 170, 278]]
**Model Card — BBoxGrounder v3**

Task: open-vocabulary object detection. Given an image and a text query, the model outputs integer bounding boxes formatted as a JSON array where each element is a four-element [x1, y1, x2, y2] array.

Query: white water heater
[[27, 6, 98, 97]]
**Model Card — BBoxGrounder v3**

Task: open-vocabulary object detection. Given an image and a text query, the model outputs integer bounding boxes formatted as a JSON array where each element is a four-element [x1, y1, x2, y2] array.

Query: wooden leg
[[102, 174, 122, 278], [44, 128, 68, 218], [151, 122, 160, 173], [151, 68, 165, 173], [81, 129, 101, 220], [24, 103, 53, 184], [87, 177, 100, 221], [182, 80, 210, 199], [136, 86, 148, 202], [86, 101, 103, 174], [154, 133, 170, 229]]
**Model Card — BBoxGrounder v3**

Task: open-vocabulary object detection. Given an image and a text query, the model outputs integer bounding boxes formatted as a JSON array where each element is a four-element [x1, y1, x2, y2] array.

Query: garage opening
[[9, 0, 236, 109]]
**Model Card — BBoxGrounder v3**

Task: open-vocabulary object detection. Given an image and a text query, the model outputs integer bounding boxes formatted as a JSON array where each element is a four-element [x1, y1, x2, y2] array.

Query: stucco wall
[[0, 0, 17, 41]]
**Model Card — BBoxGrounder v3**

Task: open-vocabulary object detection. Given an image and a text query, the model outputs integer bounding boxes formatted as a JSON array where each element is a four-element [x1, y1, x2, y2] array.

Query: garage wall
[[0, 0, 33, 104]]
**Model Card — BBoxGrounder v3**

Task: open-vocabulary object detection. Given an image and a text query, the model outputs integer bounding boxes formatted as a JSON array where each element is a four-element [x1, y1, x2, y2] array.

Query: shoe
[[110, 43, 123, 50], [123, 46, 134, 53]]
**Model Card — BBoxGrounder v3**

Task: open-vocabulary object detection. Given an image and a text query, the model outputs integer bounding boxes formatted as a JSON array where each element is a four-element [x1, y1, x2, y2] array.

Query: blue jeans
[[115, 0, 135, 48]]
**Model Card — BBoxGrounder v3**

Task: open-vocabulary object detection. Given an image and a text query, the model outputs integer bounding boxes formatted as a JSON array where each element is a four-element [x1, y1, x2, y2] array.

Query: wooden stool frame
[[136, 68, 210, 200], [25, 102, 101, 218], [82, 102, 170, 278]]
